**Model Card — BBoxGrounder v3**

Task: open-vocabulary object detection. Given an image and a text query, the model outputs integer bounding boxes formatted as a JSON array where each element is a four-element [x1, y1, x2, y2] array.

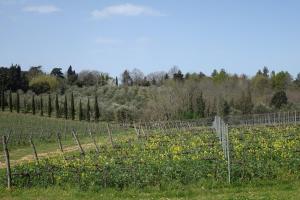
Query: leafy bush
[[29, 75, 59, 94]]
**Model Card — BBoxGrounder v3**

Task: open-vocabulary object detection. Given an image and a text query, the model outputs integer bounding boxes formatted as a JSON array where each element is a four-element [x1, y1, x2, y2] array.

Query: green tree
[[48, 94, 52, 117], [50, 67, 64, 79], [9, 90, 12, 112], [270, 91, 288, 109], [86, 98, 90, 122], [94, 95, 100, 122], [40, 95, 43, 116], [1, 90, 4, 111], [32, 95, 35, 115], [271, 71, 292, 90], [71, 92, 75, 120], [79, 99, 83, 121], [67, 66, 78, 85], [64, 95, 68, 119], [16, 92, 20, 113], [55, 94, 59, 118]]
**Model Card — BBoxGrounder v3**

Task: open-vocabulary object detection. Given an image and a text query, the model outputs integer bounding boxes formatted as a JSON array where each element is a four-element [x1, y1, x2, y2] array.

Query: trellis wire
[[212, 116, 230, 183]]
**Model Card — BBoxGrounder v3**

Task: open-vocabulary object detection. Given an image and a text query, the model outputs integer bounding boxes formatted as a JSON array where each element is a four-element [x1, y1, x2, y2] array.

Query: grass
[[0, 180, 299, 200]]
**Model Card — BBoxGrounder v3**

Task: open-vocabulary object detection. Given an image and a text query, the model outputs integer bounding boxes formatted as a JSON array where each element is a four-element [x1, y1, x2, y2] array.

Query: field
[[0, 112, 300, 199]]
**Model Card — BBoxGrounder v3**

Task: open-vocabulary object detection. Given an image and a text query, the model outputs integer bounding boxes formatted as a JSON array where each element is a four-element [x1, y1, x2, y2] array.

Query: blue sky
[[0, 0, 300, 77]]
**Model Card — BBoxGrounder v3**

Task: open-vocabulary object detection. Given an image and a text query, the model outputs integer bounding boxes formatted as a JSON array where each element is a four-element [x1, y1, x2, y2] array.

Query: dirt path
[[0, 143, 95, 169]]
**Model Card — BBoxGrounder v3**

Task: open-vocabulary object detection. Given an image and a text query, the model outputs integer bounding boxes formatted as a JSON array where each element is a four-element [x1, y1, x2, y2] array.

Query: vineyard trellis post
[[72, 129, 85, 155], [29, 136, 39, 163], [212, 116, 231, 183], [106, 123, 114, 148], [56, 132, 65, 157], [2, 135, 11, 189], [88, 129, 100, 153]]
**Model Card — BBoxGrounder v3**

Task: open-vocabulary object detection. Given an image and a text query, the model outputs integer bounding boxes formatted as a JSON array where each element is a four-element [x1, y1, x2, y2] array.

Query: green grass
[[0, 180, 299, 200]]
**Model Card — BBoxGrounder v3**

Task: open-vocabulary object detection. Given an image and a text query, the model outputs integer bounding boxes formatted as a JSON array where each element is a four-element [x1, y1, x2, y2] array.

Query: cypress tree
[[1, 90, 4, 111], [79, 99, 83, 121], [71, 92, 75, 120], [55, 94, 59, 118], [23, 95, 27, 113], [94, 95, 100, 122], [48, 94, 52, 117], [16, 92, 20, 113], [86, 98, 90, 122], [9, 90, 12, 112], [64, 95, 68, 119], [116, 76, 119, 86], [40, 95, 43, 116], [32, 95, 35, 115]]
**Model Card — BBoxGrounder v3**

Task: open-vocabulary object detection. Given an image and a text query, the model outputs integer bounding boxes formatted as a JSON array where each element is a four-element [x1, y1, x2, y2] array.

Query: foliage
[[9, 90, 13, 112], [29, 75, 59, 94], [64, 95, 68, 119], [32, 95, 36, 115], [71, 93, 75, 120], [48, 94, 52, 117], [50, 68, 64, 79], [271, 71, 292, 90], [1, 124, 300, 190], [40, 96, 43, 116], [271, 91, 288, 109]]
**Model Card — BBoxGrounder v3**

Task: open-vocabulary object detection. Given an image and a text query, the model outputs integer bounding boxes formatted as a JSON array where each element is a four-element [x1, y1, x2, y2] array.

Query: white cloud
[[23, 5, 60, 14], [91, 3, 164, 19]]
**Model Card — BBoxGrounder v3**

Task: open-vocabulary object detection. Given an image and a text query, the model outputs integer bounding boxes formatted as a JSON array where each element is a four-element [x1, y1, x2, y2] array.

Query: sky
[[0, 0, 300, 77]]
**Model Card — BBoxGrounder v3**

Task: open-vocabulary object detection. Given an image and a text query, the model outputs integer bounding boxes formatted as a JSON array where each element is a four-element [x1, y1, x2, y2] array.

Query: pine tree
[[48, 94, 52, 117], [9, 90, 12, 112], [16, 92, 20, 113], [71, 92, 75, 120], [32, 95, 35, 115], [1, 90, 4, 111], [94, 95, 100, 122], [86, 98, 90, 122], [40, 95, 43, 116], [64, 95, 68, 119], [79, 99, 83, 121], [55, 94, 59, 118]]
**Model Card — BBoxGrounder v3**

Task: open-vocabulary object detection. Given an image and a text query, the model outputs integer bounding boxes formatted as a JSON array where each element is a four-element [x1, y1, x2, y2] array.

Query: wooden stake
[[2, 136, 11, 189], [106, 123, 114, 148], [88, 130, 100, 153], [72, 129, 85, 155], [29, 136, 39, 163], [56, 132, 64, 156], [133, 123, 140, 140]]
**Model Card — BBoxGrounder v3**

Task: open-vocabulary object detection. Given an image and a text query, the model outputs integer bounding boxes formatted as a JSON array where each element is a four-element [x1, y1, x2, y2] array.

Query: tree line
[[0, 91, 103, 122], [0, 64, 299, 122]]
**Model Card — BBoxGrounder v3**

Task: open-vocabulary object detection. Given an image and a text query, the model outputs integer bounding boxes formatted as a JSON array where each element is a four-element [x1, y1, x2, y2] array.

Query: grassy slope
[[0, 180, 299, 200]]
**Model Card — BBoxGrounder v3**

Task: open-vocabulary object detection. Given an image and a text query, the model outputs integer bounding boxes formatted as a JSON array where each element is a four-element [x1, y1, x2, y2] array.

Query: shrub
[[270, 91, 288, 109], [29, 75, 59, 94]]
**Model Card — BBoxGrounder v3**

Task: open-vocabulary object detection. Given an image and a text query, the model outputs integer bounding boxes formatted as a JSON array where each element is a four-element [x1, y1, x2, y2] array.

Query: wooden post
[[140, 125, 148, 140], [88, 130, 100, 153], [56, 132, 64, 156], [106, 123, 114, 148], [133, 123, 140, 140], [72, 129, 85, 155], [2, 136, 12, 189], [29, 136, 39, 163]]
